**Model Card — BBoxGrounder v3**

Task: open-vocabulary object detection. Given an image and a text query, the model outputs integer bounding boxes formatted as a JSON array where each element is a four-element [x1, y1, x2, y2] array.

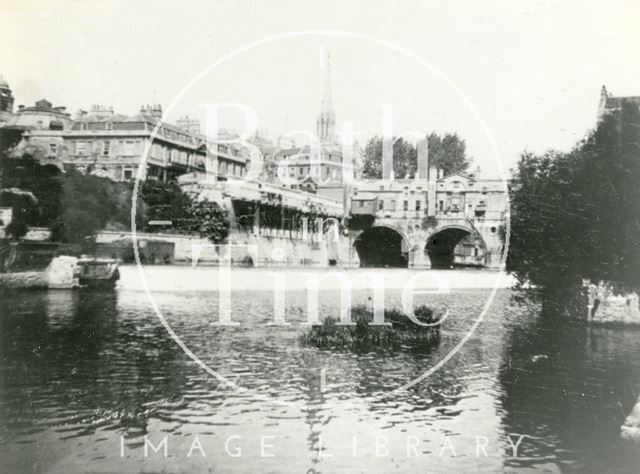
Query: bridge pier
[[409, 244, 431, 269]]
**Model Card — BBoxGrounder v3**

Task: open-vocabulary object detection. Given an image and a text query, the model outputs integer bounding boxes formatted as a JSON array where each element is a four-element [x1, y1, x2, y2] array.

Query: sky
[[2, 0, 640, 178]]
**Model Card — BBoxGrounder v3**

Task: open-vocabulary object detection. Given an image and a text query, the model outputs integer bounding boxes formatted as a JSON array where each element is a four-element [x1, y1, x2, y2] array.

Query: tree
[[50, 170, 138, 244], [0, 189, 39, 239], [427, 132, 470, 176], [507, 101, 640, 300], [140, 180, 192, 232], [361, 133, 471, 179], [0, 153, 63, 226], [361, 136, 417, 179], [186, 199, 230, 243]]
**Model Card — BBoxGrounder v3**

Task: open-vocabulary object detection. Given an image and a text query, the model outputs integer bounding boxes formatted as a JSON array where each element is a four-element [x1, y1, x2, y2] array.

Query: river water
[[1, 266, 639, 473]]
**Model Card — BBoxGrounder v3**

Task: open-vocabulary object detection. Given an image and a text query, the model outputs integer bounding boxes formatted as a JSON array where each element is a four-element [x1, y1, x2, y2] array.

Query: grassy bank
[[300, 305, 441, 352]]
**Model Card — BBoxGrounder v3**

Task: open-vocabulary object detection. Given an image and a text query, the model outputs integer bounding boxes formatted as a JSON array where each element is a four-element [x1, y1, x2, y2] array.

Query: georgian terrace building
[[10, 103, 250, 183]]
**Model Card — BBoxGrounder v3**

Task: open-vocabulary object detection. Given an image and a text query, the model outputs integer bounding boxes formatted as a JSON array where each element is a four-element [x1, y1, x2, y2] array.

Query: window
[[102, 141, 110, 156], [48, 143, 57, 156], [378, 200, 384, 210], [415, 200, 421, 211], [403, 200, 408, 211], [123, 168, 133, 180], [289, 167, 295, 177], [453, 181, 461, 190], [76, 141, 87, 155], [389, 199, 396, 211], [439, 200, 444, 212], [123, 141, 134, 155], [299, 166, 304, 175], [106, 122, 113, 131], [379, 185, 384, 191]]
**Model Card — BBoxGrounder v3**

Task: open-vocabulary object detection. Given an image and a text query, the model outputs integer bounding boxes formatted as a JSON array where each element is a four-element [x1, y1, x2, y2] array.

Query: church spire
[[317, 52, 336, 142]]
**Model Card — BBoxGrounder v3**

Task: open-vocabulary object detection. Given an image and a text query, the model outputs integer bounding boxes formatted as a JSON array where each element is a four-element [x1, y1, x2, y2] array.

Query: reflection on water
[[0, 266, 639, 473]]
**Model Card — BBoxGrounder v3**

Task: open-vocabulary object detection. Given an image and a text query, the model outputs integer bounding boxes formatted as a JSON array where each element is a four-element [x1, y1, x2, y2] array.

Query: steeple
[[316, 52, 336, 143]]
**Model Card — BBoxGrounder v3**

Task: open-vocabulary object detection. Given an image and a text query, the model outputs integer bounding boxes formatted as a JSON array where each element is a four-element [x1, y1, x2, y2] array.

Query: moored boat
[[76, 257, 120, 288]]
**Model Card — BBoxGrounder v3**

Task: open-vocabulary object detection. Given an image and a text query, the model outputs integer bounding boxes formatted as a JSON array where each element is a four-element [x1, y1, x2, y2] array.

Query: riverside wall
[[96, 229, 358, 268]]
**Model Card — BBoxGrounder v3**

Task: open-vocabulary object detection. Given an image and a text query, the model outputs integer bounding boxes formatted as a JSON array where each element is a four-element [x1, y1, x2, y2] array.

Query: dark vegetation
[[0, 133, 230, 245], [300, 305, 441, 352], [507, 102, 640, 306], [361, 132, 472, 179]]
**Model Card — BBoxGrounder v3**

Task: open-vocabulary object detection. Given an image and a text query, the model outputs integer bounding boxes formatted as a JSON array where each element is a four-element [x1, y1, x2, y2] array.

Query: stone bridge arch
[[352, 223, 413, 268], [346, 218, 503, 270], [425, 223, 489, 269]]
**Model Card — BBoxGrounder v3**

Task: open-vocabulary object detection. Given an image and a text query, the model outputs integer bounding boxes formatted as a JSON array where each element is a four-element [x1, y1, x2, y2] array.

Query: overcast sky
[[2, 0, 639, 177]]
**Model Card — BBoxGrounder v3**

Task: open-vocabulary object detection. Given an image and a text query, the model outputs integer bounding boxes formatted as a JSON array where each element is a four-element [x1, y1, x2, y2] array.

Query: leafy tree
[[361, 133, 471, 179], [361, 136, 417, 179], [427, 132, 470, 176], [0, 154, 63, 226], [51, 170, 139, 243], [0, 189, 38, 239], [507, 101, 640, 299], [186, 199, 230, 243], [140, 180, 192, 231]]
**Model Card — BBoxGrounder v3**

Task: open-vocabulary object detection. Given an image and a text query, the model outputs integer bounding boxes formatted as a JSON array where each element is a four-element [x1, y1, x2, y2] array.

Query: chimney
[[177, 116, 201, 136], [141, 104, 162, 121]]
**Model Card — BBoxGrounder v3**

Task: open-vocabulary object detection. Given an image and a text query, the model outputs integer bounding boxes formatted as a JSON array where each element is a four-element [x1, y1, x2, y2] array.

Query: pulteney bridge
[[345, 171, 507, 270]]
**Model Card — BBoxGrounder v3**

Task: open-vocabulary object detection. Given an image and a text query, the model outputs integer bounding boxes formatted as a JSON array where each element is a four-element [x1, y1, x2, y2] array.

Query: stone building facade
[[7, 100, 249, 183], [597, 85, 640, 122]]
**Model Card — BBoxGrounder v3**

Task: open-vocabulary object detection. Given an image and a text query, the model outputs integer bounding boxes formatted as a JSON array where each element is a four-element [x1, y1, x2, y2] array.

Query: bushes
[[300, 305, 441, 351]]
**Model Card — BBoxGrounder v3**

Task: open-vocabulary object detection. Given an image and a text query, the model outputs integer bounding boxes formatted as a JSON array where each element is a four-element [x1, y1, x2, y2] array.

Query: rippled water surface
[[1, 266, 639, 473]]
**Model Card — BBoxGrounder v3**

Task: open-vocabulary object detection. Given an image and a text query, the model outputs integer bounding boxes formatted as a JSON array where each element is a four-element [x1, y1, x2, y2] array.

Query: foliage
[[426, 132, 470, 176], [0, 189, 39, 239], [139, 180, 192, 231], [50, 170, 138, 243], [0, 154, 63, 226], [185, 199, 230, 243], [507, 102, 640, 296], [300, 305, 441, 352], [361, 133, 471, 179]]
